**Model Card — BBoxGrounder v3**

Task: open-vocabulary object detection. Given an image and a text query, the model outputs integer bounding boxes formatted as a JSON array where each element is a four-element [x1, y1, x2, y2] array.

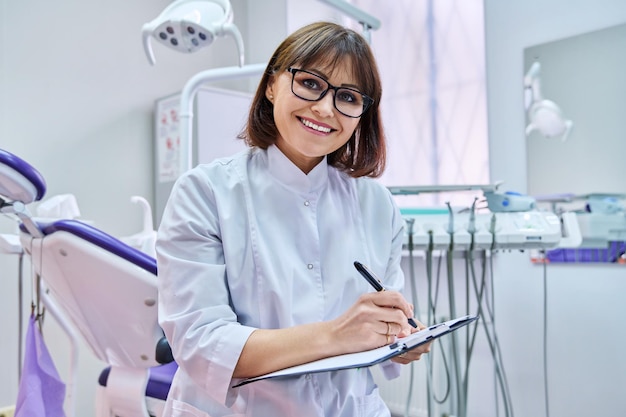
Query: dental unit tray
[[400, 209, 565, 250], [388, 183, 499, 196], [388, 184, 572, 250]]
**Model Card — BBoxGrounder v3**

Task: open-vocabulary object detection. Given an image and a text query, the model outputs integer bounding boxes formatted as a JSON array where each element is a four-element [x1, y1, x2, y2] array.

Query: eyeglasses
[[286, 68, 374, 118]]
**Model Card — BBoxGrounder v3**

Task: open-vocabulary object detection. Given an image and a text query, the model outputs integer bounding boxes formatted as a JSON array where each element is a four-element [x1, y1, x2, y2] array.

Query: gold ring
[[386, 334, 391, 344], [386, 322, 391, 335]]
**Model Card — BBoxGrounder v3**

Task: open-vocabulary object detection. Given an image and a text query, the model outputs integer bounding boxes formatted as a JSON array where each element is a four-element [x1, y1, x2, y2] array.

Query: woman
[[157, 21, 430, 417]]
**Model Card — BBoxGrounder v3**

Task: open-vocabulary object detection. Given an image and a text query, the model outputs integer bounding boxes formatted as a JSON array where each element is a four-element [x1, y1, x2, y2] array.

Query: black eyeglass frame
[[286, 67, 374, 118]]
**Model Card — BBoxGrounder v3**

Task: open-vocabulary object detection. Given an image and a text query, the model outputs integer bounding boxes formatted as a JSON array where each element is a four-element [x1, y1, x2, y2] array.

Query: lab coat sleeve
[[156, 167, 255, 406]]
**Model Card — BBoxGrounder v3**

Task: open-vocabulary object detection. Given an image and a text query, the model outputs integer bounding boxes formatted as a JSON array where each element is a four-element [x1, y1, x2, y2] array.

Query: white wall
[[484, 1, 626, 416]]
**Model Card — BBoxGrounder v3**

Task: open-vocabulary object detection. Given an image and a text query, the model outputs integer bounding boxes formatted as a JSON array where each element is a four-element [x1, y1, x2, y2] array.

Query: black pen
[[353, 261, 418, 328]]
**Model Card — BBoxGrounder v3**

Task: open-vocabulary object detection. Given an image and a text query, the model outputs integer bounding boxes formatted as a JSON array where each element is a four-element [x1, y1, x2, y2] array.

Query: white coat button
[[304, 200, 310, 206], [307, 264, 313, 270]]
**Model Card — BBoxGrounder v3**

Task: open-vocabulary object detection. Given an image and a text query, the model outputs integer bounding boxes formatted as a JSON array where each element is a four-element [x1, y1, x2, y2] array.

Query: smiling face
[[265, 61, 361, 174], [241, 22, 385, 178]]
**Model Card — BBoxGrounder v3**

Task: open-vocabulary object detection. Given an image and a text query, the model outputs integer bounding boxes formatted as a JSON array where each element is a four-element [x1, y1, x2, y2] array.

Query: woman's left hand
[[390, 321, 432, 364]]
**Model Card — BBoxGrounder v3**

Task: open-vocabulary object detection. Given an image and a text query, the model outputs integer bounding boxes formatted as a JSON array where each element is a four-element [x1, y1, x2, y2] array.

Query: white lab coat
[[157, 145, 405, 417]]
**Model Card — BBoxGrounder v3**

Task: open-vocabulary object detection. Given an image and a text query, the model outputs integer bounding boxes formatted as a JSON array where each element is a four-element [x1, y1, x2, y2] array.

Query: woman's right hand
[[328, 290, 415, 354]]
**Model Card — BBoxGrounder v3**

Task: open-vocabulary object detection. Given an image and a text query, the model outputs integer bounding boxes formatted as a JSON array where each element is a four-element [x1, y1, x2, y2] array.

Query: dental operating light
[[142, 0, 245, 67], [524, 61, 573, 141]]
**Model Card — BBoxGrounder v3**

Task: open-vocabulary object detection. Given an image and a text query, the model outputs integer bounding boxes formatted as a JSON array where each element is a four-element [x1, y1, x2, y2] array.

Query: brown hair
[[239, 21, 386, 178]]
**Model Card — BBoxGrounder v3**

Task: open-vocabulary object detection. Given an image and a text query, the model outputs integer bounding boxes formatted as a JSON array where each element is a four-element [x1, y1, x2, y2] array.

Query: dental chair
[[0, 148, 176, 417]]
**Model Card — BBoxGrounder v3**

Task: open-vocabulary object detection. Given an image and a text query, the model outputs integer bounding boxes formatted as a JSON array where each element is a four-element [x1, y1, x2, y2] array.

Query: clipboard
[[233, 314, 478, 387]]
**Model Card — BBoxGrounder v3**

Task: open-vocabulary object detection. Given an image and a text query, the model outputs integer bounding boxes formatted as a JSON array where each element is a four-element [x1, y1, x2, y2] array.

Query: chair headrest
[[36, 219, 157, 275], [0, 148, 47, 203]]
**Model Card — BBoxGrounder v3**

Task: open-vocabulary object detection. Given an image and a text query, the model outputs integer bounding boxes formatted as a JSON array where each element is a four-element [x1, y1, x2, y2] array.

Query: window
[[353, 0, 489, 208]]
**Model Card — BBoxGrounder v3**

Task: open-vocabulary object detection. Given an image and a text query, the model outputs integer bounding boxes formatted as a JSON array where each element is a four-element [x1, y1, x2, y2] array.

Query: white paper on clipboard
[[233, 315, 478, 388]]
